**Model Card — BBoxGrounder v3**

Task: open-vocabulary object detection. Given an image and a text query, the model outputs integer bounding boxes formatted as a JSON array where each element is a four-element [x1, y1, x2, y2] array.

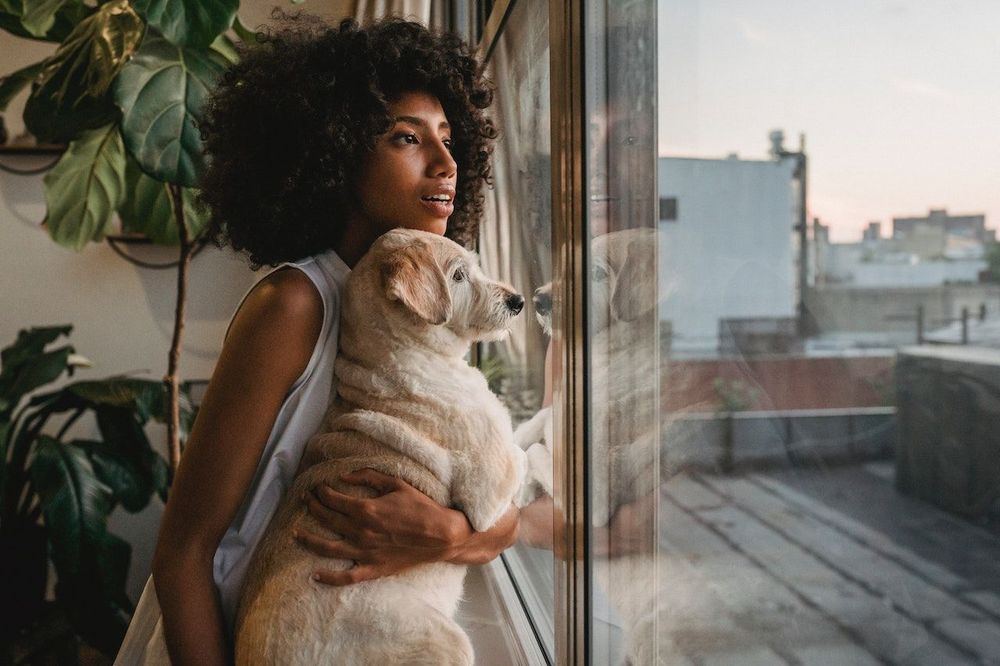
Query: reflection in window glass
[[653, 1, 1000, 664], [487, 0, 1000, 663], [478, 0, 555, 660]]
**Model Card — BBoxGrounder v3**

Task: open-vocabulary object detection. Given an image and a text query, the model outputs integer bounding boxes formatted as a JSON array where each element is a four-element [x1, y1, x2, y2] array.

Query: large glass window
[[482, 1, 1000, 663]]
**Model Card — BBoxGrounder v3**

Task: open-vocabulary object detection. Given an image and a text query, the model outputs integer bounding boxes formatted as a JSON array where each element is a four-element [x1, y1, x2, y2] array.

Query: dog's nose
[[506, 293, 525, 315], [533, 289, 551, 316]]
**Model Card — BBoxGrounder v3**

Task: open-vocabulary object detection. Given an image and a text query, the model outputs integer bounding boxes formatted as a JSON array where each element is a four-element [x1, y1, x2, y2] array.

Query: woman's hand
[[296, 468, 519, 585]]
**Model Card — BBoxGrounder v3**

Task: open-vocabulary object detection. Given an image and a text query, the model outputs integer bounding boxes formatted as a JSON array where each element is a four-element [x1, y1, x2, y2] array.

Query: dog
[[235, 229, 527, 665], [516, 227, 661, 526]]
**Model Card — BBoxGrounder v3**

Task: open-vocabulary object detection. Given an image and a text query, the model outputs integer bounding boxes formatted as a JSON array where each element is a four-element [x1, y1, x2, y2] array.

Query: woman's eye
[[395, 133, 419, 145], [443, 138, 453, 151]]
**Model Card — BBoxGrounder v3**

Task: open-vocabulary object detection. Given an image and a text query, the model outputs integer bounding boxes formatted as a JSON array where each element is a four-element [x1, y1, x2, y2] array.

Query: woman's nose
[[429, 139, 457, 178]]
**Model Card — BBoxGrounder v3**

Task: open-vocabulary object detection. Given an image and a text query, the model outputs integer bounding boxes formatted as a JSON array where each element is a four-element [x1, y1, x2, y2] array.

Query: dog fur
[[235, 229, 526, 665]]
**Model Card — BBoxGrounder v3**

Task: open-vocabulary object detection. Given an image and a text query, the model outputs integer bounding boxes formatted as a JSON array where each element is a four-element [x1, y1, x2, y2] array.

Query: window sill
[[458, 558, 549, 665]]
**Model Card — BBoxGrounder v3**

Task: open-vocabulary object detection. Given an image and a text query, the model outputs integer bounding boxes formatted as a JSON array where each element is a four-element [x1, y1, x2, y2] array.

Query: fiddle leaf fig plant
[[0, 0, 266, 476], [113, 28, 230, 187]]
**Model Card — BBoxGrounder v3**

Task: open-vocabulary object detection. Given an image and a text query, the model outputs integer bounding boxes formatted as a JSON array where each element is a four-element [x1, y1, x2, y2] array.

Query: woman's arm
[[295, 469, 520, 585], [152, 269, 322, 666]]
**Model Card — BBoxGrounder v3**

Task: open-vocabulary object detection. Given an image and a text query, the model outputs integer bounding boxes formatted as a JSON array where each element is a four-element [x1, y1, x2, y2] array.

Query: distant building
[[893, 208, 994, 244], [658, 148, 798, 357], [813, 212, 992, 288]]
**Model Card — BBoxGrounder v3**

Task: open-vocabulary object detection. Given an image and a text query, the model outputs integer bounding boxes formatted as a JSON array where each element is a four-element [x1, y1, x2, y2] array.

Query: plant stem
[[165, 184, 193, 477]]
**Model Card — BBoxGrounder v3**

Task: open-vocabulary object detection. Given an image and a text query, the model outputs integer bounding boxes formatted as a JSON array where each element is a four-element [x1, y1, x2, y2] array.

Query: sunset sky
[[657, 0, 1000, 242]]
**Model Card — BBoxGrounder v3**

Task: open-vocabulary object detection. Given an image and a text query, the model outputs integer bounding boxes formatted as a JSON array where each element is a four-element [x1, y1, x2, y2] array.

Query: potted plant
[[0, 325, 193, 661]]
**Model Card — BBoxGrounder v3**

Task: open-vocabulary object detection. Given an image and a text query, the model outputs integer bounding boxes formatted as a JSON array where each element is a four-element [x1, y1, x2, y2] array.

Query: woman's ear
[[381, 243, 453, 325]]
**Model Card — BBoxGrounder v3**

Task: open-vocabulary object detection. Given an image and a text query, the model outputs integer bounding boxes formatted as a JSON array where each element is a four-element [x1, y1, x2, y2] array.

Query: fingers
[[294, 529, 363, 561], [304, 490, 357, 535], [311, 484, 369, 519], [340, 468, 406, 495]]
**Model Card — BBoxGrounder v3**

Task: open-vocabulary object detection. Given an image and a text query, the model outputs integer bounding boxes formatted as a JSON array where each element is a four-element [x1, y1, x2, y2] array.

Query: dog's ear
[[381, 243, 453, 325], [611, 232, 658, 322]]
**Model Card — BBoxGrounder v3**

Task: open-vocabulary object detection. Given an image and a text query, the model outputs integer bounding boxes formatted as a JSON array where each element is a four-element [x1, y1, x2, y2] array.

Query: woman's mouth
[[421, 195, 454, 217]]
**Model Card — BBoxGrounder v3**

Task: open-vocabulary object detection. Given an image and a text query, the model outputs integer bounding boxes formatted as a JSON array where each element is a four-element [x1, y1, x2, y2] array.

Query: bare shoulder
[[242, 266, 323, 325], [222, 266, 324, 388]]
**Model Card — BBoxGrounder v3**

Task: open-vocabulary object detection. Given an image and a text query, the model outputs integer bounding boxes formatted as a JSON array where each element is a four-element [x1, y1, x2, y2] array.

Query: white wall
[[658, 156, 797, 354]]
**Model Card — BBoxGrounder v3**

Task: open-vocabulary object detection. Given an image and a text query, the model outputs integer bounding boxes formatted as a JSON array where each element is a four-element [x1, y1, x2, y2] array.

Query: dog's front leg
[[450, 426, 526, 532]]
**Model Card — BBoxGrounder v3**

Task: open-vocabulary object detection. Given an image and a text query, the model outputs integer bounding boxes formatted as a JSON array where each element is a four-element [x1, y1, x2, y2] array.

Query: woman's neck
[[334, 212, 384, 268]]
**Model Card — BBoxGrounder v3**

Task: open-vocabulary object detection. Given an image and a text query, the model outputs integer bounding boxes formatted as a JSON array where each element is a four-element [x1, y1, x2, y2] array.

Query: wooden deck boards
[[658, 466, 1000, 665]]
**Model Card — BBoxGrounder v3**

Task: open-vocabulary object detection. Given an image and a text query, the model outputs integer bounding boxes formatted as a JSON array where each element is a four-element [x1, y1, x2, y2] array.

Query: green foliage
[[43, 123, 127, 249], [119, 155, 210, 245], [23, 0, 144, 143], [113, 29, 229, 187], [0, 59, 45, 111], [0, 326, 192, 654], [0, 0, 91, 43], [2, 0, 242, 249], [131, 0, 238, 48]]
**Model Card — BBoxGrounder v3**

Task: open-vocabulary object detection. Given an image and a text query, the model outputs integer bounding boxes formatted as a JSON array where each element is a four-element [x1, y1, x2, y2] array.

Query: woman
[[116, 14, 518, 665]]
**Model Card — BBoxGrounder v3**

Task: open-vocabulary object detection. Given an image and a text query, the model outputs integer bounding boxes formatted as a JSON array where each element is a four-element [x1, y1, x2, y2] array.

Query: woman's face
[[354, 90, 458, 237]]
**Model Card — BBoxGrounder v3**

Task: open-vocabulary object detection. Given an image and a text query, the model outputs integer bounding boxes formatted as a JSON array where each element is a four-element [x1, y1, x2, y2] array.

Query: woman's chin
[[396, 217, 448, 236]]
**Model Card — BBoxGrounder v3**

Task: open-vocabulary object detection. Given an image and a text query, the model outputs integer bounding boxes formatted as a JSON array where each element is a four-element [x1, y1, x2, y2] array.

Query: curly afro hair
[[197, 12, 497, 267]]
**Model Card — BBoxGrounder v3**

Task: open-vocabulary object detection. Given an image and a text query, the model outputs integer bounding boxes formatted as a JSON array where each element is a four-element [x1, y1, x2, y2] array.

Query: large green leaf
[[23, 0, 143, 143], [86, 439, 150, 512], [0, 326, 74, 420], [118, 156, 210, 245], [0, 325, 72, 381], [43, 124, 127, 250], [0, 0, 90, 42], [0, 59, 46, 112], [131, 0, 237, 48], [20, 0, 72, 37], [210, 31, 239, 65], [65, 376, 163, 422], [113, 30, 228, 187], [1, 346, 72, 412], [31, 436, 114, 578]]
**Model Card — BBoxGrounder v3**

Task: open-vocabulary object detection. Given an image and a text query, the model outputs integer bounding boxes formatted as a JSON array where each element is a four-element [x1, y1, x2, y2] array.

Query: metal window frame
[[548, 1, 590, 664]]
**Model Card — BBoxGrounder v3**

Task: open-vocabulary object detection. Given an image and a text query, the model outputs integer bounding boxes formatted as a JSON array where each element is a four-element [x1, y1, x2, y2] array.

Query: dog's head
[[349, 229, 523, 349], [532, 227, 659, 335]]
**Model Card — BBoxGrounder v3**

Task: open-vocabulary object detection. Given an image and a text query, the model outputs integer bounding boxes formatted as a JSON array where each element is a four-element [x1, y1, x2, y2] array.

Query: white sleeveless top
[[115, 249, 350, 665]]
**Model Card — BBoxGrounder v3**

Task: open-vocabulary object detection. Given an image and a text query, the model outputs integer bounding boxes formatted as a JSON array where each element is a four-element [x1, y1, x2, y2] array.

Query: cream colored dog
[[235, 229, 526, 665]]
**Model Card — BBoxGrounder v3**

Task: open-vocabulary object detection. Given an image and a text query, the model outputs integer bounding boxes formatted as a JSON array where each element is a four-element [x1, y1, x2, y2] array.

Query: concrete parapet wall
[[663, 407, 896, 473]]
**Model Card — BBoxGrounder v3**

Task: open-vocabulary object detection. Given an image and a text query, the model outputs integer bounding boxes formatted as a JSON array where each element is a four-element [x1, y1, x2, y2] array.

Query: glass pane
[[650, 1, 1000, 664], [583, 1, 661, 664], [477, 0, 555, 659]]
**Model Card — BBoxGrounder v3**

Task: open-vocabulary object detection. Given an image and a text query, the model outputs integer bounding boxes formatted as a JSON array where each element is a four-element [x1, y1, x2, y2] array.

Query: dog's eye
[[452, 268, 465, 282]]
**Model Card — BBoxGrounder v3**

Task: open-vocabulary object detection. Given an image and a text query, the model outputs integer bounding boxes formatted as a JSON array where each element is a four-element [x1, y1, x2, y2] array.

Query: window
[[480, 1, 1000, 664], [659, 196, 678, 221]]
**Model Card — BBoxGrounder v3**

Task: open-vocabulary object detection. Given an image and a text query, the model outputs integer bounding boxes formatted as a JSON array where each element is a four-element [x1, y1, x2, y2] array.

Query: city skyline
[[657, 0, 1000, 243]]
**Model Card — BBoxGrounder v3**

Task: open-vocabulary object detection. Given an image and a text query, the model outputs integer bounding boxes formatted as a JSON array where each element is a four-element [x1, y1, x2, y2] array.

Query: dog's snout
[[533, 289, 551, 316], [506, 293, 525, 315]]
